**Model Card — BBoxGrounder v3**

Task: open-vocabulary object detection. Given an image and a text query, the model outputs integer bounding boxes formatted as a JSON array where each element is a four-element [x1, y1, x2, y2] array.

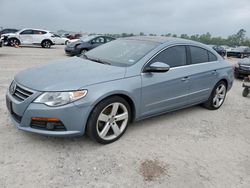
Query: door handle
[[181, 77, 189, 81]]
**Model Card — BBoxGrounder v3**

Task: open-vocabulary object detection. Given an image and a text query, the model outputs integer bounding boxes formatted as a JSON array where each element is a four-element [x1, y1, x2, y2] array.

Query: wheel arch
[[88, 92, 137, 124], [8, 37, 20, 45], [219, 78, 228, 90], [41, 39, 52, 44]]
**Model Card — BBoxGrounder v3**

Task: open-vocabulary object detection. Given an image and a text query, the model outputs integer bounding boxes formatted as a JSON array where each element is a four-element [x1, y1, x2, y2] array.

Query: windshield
[[85, 39, 159, 67], [81, 35, 98, 42]]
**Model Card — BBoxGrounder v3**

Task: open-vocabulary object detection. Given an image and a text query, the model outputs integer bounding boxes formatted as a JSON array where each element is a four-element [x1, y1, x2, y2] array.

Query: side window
[[92, 37, 105, 44], [208, 52, 217, 62], [150, 46, 187, 68], [20, 30, 33, 35], [190, 46, 209, 64], [33, 30, 46, 35], [106, 37, 114, 42]]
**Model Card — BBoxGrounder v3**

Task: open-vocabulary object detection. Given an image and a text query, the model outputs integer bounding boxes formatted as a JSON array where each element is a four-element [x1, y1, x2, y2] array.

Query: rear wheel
[[86, 96, 131, 144], [203, 81, 227, 110], [41, 40, 52, 48]]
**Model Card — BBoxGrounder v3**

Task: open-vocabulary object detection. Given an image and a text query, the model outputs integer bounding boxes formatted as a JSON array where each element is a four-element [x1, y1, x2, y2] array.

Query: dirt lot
[[0, 46, 249, 188]]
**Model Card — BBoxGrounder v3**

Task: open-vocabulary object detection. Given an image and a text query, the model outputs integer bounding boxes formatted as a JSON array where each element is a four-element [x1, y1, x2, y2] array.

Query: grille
[[10, 83, 33, 101]]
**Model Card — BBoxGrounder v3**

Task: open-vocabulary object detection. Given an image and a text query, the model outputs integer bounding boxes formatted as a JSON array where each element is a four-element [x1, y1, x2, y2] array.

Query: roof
[[121, 36, 194, 44]]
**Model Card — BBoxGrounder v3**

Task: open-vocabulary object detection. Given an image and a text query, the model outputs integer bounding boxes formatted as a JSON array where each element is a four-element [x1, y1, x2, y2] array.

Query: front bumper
[[6, 90, 91, 137], [235, 66, 250, 77], [64, 47, 81, 56]]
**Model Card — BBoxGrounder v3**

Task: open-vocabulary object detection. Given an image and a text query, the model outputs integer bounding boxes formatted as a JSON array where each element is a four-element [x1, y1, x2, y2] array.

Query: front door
[[140, 45, 190, 117], [90, 36, 105, 49], [19, 29, 33, 44]]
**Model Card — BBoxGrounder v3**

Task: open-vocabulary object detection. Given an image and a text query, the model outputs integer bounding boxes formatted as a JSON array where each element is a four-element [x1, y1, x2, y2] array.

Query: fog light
[[46, 122, 55, 130], [30, 117, 66, 131]]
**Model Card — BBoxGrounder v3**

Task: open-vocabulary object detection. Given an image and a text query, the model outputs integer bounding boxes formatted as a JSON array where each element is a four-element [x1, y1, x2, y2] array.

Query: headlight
[[75, 44, 81, 49], [34, 90, 87, 107]]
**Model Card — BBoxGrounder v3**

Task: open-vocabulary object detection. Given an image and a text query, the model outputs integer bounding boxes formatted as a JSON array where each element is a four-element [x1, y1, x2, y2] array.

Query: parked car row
[[234, 56, 250, 78], [1, 28, 56, 48], [227, 46, 250, 58], [0, 28, 71, 48], [65, 35, 115, 56]]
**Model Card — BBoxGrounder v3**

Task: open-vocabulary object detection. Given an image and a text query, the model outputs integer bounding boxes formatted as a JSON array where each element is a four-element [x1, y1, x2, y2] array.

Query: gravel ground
[[0, 46, 249, 188]]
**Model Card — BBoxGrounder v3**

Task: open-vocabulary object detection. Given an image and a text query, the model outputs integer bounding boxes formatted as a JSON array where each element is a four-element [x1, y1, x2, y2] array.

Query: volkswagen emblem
[[10, 82, 16, 95]]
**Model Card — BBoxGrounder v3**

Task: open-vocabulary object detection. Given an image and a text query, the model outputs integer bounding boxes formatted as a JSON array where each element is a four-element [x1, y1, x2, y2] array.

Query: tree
[[180, 34, 189, 39], [139, 32, 145, 36]]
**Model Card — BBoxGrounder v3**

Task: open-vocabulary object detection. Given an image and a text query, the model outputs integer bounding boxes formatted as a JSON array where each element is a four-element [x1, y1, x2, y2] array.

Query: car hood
[[15, 57, 126, 91], [67, 40, 83, 47], [1, 33, 15, 37], [238, 58, 250, 65]]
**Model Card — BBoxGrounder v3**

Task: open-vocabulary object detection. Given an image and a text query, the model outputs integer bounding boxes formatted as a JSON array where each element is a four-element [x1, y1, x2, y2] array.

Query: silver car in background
[[6, 36, 234, 144]]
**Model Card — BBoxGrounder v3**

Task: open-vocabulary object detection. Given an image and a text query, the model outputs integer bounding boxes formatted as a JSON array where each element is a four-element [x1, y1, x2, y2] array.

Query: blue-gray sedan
[[6, 36, 234, 144]]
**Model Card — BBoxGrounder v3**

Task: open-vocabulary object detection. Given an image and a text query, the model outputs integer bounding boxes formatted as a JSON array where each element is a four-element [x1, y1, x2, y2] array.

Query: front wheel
[[203, 81, 227, 110], [86, 96, 131, 144], [242, 88, 249, 97], [79, 49, 87, 56], [8, 38, 20, 46]]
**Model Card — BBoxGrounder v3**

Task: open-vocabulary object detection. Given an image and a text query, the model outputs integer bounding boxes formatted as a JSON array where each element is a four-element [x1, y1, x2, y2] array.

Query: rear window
[[33, 30, 46, 34], [190, 46, 209, 64], [208, 52, 217, 62]]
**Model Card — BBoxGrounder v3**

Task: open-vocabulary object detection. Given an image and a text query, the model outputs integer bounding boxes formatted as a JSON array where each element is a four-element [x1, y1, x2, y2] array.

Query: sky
[[0, 0, 250, 37]]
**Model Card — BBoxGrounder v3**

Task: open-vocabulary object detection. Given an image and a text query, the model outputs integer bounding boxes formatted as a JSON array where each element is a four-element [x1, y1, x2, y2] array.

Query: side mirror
[[144, 62, 170, 73]]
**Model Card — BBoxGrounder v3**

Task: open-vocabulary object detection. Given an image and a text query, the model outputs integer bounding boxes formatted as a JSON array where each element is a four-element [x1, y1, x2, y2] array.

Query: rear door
[[32, 30, 47, 44], [187, 46, 218, 103]]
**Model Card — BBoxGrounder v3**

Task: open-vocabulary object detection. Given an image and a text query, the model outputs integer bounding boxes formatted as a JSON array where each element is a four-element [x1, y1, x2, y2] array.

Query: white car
[[2, 28, 55, 48], [52, 34, 69, 45]]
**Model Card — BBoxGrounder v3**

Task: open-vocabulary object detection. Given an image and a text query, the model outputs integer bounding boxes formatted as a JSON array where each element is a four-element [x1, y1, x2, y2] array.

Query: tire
[[203, 81, 227, 110], [79, 49, 87, 56], [8, 38, 20, 46], [86, 96, 131, 144], [41, 40, 52, 48], [242, 88, 249, 97], [234, 72, 240, 79]]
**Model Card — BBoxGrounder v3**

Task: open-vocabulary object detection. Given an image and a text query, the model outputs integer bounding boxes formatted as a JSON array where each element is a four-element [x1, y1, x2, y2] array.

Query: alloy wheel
[[43, 41, 51, 48], [96, 102, 128, 141], [213, 84, 226, 108], [10, 39, 19, 46]]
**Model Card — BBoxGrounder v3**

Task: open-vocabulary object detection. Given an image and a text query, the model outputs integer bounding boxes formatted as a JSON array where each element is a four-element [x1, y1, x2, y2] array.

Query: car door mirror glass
[[144, 62, 170, 73]]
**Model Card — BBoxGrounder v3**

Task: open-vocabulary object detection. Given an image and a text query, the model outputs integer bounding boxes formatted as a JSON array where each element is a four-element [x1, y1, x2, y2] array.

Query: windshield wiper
[[86, 56, 111, 65]]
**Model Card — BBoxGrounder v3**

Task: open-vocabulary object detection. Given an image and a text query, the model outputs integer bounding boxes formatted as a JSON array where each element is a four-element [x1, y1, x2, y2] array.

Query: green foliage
[[103, 29, 250, 47], [179, 29, 250, 47]]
